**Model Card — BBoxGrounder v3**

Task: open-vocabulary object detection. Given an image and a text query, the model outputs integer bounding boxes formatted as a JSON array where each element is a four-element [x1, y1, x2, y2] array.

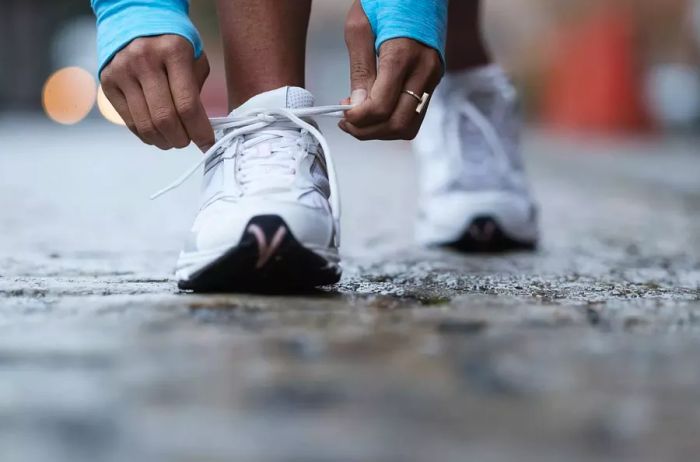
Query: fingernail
[[350, 89, 367, 105]]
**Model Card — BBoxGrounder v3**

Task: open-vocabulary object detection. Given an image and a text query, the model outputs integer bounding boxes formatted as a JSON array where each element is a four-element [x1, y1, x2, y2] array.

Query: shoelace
[[458, 99, 511, 173], [151, 105, 352, 225], [234, 127, 300, 194], [444, 90, 513, 182]]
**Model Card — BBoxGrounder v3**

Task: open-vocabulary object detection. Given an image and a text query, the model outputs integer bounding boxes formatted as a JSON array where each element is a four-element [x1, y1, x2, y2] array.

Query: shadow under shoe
[[444, 216, 538, 254]]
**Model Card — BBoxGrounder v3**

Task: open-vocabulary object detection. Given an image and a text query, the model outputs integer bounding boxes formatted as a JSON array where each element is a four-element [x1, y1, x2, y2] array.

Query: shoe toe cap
[[188, 198, 334, 254]]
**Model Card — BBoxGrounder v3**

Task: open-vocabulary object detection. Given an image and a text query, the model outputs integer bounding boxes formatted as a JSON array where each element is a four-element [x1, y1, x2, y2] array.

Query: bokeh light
[[42, 67, 97, 125], [97, 85, 126, 125]]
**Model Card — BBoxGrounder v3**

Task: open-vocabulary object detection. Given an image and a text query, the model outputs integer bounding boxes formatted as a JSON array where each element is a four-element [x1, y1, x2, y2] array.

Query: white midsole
[[416, 190, 538, 245]]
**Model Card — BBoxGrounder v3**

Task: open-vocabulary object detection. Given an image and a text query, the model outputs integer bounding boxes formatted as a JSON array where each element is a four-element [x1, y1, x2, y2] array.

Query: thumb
[[344, 0, 377, 105]]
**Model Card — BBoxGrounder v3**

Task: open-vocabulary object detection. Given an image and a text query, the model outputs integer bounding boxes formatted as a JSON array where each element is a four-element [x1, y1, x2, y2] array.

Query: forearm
[[91, 0, 203, 75], [360, 0, 448, 62]]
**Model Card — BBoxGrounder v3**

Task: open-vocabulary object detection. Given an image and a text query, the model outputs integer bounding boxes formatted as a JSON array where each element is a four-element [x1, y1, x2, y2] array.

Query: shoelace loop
[[442, 90, 513, 186], [235, 128, 302, 193], [457, 98, 511, 173], [151, 105, 352, 224]]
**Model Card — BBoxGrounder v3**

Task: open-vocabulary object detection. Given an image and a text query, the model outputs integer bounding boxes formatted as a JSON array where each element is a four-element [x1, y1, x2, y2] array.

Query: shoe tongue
[[230, 86, 314, 116]]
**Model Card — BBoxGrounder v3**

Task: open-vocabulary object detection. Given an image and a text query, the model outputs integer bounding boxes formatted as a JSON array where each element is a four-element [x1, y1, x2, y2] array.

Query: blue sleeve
[[360, 0, 447, 63], [91, 0, 203, 76]]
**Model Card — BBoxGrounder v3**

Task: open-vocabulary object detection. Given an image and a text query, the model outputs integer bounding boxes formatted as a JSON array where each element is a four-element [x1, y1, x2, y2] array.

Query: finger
[[344, 1, 377, 105], [120, 79, 169, 149], [340, 70, 433, 141], [138, 70, 190, 149], [165, 56, 215, 152], [344, 51, 410, 128], [101, 84, 137, 135], [193, 52, 211, 90]]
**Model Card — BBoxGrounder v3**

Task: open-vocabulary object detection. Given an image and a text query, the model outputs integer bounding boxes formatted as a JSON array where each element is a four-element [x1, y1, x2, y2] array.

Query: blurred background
[[3, 0, 700, 134], [1, 4, 700, 461]]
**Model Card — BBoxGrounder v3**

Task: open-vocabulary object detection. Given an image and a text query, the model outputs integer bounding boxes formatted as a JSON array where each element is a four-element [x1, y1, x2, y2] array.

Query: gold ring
[[402, 90, 431, 114]]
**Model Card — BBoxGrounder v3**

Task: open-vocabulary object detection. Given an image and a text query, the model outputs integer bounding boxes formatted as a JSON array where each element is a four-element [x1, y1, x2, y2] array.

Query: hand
[[339, 0, 443, 141], [100, 35, 214, 151]]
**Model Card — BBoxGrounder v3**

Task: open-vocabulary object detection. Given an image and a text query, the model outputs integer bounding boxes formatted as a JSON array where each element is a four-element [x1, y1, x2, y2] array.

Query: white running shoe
[[154, 87, 347, 292], [414, 65, 539, 252]]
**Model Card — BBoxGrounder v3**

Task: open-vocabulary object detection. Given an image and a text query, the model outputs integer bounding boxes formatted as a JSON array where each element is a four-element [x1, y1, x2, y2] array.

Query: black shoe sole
[[444, 216, 537, 254], [178, 215, 341, 293]]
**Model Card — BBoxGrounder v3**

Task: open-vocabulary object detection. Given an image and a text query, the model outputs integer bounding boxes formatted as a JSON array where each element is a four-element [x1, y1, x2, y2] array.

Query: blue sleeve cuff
[[360, 0, 447, 64], [92, 0, 203, 76]]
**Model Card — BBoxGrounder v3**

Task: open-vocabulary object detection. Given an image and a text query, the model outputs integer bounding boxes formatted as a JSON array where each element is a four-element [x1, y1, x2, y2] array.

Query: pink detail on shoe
[[468, 221, 496, 242], [247, 224, 287, 269]]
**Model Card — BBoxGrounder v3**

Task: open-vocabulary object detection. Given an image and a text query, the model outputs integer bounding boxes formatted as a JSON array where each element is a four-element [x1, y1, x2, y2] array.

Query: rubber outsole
[[445, 216, 537, 253], [178, 215, 340, 293]]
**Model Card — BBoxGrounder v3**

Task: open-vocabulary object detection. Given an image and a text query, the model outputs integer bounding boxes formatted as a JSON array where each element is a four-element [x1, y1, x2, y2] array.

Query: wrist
[[360, 0, 447, 64], [94, 2, 203, 76]]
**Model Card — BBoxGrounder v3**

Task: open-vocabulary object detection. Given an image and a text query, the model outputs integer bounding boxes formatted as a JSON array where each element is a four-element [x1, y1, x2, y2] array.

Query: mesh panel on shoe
[[286, 87, 315, 109], [310, 159, 331, 198]]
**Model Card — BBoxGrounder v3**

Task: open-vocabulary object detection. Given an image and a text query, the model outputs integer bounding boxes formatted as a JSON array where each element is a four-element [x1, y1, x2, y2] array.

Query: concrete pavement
[[1, 116, 700, 461]]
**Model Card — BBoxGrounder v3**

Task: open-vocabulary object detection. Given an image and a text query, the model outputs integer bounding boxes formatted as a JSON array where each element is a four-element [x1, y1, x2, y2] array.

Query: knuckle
[[387, 113, 402, 127], [161, 41, 192, 62], [345, 18, 369, 33], [342, 124, 359, 139], [136, 120, 158, 139], [100, 76, 116, 89], [350, 62, 372, 81], [379, 53, 405, 71], [370, 104, 393, 121], [126, 39, 152, 59], [111, 52, 126, 67], [425, 51, 442, 70], [100, 79, 120, 96], [345, 18, 369, 38], [141, 129, 158, 141], [383, 40, 412, 57], [195, 135, 213, 147], [394, 42, 412, 56], [160, 36, 186, 52], [402, 126, 419, 140], [125, 55, 153, 75], [388, 119, 403, 135], [152, 109, 176, 129], [173, 138, 189, 149], [106, 55, 128, 76], [175, 97, 197, 118], [100, 67, 115, 84]]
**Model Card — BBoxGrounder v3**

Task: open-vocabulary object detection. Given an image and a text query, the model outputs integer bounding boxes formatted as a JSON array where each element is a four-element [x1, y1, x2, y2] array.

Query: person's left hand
[[339, 0, 443, 141]]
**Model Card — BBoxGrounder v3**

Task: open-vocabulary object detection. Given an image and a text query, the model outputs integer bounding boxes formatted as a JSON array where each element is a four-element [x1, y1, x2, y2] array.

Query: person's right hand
[[100, 35, 214, 152]]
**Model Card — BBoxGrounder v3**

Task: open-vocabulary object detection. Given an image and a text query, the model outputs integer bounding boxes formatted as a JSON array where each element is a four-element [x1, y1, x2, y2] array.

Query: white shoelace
[[448, 97, 512, 178], [460, 100, 511, 171], [151, 105, 352, 224]]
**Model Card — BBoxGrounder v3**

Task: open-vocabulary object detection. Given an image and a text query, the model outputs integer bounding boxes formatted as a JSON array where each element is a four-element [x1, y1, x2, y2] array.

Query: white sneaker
[[414, 65, 539, 252], [155, 87, 345, 292]]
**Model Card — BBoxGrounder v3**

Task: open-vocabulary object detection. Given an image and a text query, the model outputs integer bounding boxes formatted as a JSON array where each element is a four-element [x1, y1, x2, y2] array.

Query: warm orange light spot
[[97, 84, 126, 126], [42, 67, 97, 125]]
